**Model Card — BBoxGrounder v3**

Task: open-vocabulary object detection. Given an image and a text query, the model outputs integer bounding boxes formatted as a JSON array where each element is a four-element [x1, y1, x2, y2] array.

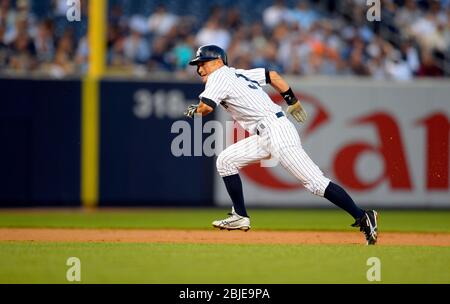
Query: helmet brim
[[189, 56, 222, 65]]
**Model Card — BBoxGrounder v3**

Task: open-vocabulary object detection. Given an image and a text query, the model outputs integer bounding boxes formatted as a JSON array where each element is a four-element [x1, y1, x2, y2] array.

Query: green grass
[[0, 208, 450, 232], [1, 208, 449, 283], [0, 242, 449, 284]]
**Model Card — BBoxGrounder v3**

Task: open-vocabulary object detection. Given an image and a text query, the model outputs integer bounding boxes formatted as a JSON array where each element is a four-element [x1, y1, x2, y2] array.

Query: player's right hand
[[184, 104, 199, 118], [287, 100, 307, 124]]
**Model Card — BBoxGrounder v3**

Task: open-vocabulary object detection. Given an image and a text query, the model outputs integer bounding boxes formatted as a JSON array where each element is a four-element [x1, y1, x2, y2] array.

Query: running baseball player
[[184, 45, 378, 245]]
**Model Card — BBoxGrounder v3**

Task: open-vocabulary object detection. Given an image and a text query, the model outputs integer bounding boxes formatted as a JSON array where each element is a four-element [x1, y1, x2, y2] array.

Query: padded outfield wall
[[0, 76, 448, 208], [0, 77, 215, 207]]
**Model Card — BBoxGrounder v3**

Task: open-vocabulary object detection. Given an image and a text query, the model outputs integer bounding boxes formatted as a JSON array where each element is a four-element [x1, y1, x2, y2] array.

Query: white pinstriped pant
[[217, 115, 331, 197]]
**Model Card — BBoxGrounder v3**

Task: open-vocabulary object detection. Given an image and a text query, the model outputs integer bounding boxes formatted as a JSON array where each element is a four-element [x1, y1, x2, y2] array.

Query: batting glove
[[184, 104, 199, 118], [287, 100, 307, 124]]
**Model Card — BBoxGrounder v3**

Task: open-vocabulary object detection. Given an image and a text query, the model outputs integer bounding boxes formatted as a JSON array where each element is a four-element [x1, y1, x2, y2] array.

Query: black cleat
[[352, 210, 378, 245]]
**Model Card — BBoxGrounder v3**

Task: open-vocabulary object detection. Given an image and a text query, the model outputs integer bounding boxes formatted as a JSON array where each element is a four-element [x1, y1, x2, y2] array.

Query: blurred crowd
[[0, 0, 89, 77], [0, 0, 449, 80]]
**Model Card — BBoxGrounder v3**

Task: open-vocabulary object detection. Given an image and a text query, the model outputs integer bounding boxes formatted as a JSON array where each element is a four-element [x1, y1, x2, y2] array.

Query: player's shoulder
[[217, 65, 235, 75], [240, 67, 266, 73], [207, 66, 233, 83]]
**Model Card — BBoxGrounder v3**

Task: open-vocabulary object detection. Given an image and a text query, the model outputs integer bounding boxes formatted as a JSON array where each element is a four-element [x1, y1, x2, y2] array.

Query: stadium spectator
[[263, 0, 289, 29], [0, 0, 16, 33], [3, 9, 27, 44], [348, 37, 370, 76], [75, 35, 88, 72], [249, 22, 269, 55], [409, 12, 440, 51], [45, 29, 76, 76], [52, 0, 68, 17], [287, 0, 319, 30], [367, 55, 387, 80], [385, 49, 413, 81], [47, 46, 75, 77], [109, 4, 128, 27], [195, 18, 231, 50], [7, 26, 36, 72], [148, 36, 173, 71], [252, 40, 283, 72], [227, 26, 252, 67], [380, 0, 398, 36], [123, 25, 150, 64], [148, 4, 179, 37], [399, 39, 421, 74], [0, 0, 449, 78], [0, 24, 8, 67], [395, 0, 422, 29], [33, 19, 54, 62], [416, 51, 444, 77], [225, 7, 242, 33], [171, 34, 195, 70]]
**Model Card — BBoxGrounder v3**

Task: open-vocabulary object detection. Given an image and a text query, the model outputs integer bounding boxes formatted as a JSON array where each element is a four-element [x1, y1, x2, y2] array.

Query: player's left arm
[[267, 70, 307, 124]]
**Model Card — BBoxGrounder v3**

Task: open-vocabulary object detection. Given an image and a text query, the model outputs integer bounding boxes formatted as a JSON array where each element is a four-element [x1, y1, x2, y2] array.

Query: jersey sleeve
[[199, 72, 229, 109], [235, 68, 270, 87]]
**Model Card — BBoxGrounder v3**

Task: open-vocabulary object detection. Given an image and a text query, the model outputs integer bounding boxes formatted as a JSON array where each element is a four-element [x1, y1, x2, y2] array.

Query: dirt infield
[[1, 228, 450, 246]]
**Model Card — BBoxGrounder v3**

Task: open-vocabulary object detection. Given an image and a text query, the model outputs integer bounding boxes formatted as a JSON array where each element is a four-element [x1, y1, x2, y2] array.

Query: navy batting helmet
[[189, 45, 228, 66]]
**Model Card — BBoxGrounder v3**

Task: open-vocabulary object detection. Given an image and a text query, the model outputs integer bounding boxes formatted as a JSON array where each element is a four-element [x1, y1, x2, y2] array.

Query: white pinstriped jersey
[[199, 66, 282, 134], [204, 66, 332, 197]]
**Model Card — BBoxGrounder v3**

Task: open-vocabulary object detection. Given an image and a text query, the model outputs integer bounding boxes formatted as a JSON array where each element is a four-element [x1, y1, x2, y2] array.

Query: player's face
[[196, 60, 222, 83], [196, 62, 208, 83]]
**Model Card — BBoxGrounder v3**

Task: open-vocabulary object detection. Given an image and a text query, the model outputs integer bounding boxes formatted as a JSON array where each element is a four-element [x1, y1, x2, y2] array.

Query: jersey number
[[235, 73, 260, 90]]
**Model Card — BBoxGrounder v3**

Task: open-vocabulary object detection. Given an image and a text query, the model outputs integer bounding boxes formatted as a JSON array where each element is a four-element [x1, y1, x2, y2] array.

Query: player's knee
[[216, 153, 239, 177], [216, 153, 226, 170], [303, 179, 328, 197]]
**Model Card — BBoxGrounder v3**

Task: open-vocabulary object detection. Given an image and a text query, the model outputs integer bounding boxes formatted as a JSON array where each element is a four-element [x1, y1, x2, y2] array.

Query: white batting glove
[[184, 104, 198, 118], [287, 100, 307, 124]]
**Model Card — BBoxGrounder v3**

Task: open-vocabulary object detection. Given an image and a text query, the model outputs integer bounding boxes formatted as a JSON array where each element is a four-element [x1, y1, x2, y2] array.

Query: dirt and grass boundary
[[1, 228, 450, 246]]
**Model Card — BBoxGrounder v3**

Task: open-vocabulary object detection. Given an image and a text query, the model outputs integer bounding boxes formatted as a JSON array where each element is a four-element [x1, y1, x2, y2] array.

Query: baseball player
[[184, 45, 378, 245]]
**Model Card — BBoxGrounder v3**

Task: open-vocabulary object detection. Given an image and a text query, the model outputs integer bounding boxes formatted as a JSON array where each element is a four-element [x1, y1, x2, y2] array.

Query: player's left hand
[[287, 100, 307, 123], [184, 104, 199, 118]]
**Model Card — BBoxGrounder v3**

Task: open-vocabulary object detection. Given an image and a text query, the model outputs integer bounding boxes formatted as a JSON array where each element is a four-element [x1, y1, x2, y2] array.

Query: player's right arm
[[184, 72, 226, 118], [184, 100, 214, 118], [267, 70, 308, 124], [197, 101, 214, 116]]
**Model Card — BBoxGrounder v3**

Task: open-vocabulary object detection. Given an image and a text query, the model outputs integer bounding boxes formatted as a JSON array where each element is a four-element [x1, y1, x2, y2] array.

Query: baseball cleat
[[351, 210, 378, 245], [212, 210, 251, 231]]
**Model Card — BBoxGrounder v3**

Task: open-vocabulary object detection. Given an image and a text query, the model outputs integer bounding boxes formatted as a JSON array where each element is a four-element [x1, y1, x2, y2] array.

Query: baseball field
[[0, 208, 449, 284]]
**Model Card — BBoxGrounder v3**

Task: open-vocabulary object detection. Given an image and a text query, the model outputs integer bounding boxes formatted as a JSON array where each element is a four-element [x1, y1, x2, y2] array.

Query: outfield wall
[[0, 77, 215, 207], [0, 78, 81, 207], [98, 79, 215, 206], [0, 76, 448, 208]]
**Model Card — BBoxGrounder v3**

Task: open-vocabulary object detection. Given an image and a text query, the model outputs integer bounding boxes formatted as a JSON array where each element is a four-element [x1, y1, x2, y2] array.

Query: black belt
[[257, 112, 284, 135], [276, 112, 285, 118]]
